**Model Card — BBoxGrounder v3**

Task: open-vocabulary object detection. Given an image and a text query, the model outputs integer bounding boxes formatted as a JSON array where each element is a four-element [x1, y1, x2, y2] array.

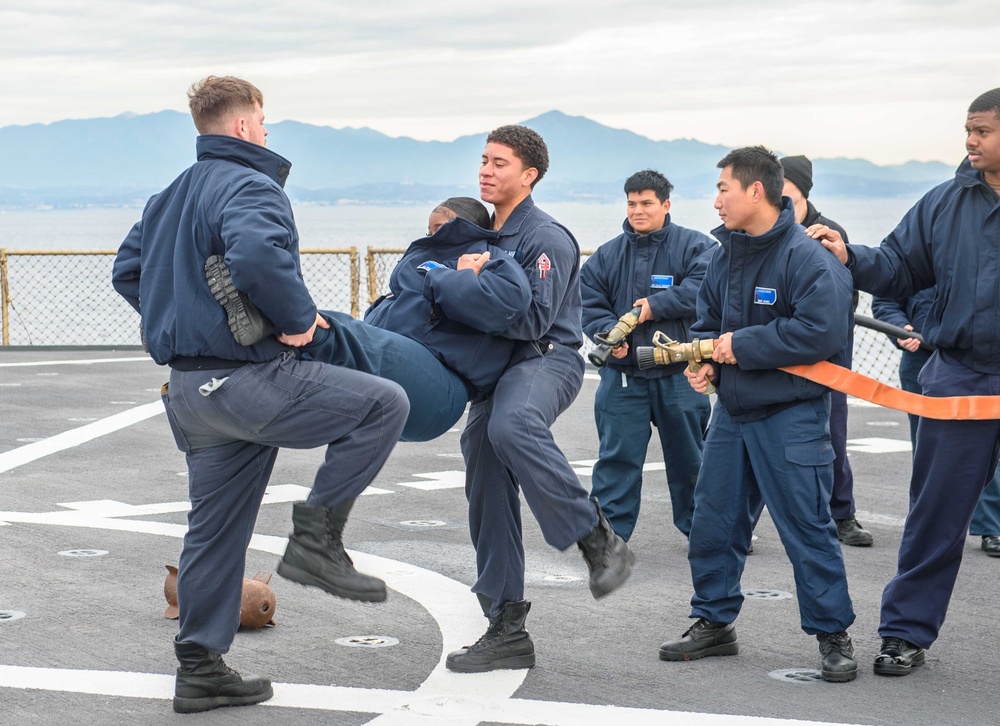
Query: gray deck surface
[[1, 348, 997, 725]]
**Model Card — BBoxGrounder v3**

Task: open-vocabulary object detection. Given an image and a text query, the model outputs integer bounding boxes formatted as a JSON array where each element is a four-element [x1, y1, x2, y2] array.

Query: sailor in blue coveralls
[[581, 169, 715, 541], [872, 288, 1000, 558], [658, 146, 859, 684], [445, 125, 635, 674], [112, 77, 408, 713], [811, 88, 1000, 677]]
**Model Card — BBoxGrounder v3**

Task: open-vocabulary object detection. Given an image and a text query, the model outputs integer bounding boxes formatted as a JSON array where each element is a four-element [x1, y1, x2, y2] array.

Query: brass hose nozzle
[[636, 331, 716, 369], [588, 305, 643, 368]]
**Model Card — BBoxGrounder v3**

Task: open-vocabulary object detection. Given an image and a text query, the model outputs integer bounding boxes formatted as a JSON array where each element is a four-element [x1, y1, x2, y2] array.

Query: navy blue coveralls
[[750, 204, 859, 527], [303, 217, 531, 442], [460, 196, 598, 616], [687, 200, 856, 634], [581, 217, 715, 540], [858, 154, 1000, 647], [112, 135, 409, 654], [872, 288, 1000, 538]]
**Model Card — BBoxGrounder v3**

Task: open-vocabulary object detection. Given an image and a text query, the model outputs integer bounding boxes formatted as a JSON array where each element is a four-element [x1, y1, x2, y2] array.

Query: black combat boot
[[446, 600, 536, 673], [874, 636, 925, 676], [577, 498, 635, 598], [172, 640, 272, 714], [277, 499, 387, 602], [817, 631, 858, 682], [659, 618, 739, 661]]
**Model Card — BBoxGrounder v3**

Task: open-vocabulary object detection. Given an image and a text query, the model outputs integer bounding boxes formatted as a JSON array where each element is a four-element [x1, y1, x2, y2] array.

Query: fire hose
[[635, 323, 1000, 420]]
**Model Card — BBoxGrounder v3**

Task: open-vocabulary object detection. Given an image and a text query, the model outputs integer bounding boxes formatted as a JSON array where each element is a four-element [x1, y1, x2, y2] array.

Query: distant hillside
[[0, 110, 955, 208]]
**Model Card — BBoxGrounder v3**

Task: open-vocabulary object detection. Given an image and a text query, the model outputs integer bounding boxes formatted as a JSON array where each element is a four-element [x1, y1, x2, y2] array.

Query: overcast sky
[[3, 0, 998, 165]]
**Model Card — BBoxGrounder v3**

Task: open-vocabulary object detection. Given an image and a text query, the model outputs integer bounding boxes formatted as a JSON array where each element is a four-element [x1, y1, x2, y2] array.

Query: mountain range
[[0, 110, 957, 208]]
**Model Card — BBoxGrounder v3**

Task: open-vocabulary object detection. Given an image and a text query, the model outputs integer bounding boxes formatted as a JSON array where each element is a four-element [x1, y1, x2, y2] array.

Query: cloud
[[1, 0, 998, 163]]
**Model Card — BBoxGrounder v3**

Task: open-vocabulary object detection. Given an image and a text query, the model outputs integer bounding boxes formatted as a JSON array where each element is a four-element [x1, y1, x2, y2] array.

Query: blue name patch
[[754, 287, 777, 305], [417, 261, 447, 273], [650, 275, 674, 289]]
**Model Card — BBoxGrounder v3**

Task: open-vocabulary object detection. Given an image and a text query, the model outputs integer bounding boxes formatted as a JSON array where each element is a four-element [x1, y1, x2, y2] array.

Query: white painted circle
[[866, 421, 900, 427], [399, 520, 446, 528], [16, 438, 45, 443], [334, 635, 399, 648], [0, 610, 26, 623], [58, 549, 109, 557]]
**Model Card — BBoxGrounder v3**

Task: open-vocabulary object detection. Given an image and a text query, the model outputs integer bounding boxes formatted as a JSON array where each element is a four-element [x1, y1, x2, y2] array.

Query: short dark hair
[[717, 146, 783, 208], [436, 197, 491, 229], [969, 88, 1000, 118], [486, 125, 549, 188], [623, 169, 673, 203], [188, 76, 263, 134]]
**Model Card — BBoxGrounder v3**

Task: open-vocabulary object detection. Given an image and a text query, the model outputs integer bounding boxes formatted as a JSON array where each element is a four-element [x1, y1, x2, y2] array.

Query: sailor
[[659, 146, 858, 683], [446, 125, 635, 673], [812, 89, 1000, 674], [581, 169, 715, 541]]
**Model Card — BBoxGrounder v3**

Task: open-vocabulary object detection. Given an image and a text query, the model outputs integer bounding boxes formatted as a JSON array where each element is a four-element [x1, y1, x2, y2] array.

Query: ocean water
[[0, 196, 920, 253], [0, 197, 923, 382]]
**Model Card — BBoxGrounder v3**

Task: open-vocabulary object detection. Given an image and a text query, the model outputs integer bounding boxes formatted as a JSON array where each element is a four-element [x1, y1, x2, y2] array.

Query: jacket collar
[[622, 215, 673, 244], [955, 157, 995, 192], [494, 195, 536, 237], [196, 135, 292, 188], [712, 197, 797, 253]]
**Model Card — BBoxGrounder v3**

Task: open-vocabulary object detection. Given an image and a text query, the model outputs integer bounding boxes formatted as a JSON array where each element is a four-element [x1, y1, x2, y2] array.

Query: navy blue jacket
[[364, 217, 530, 394], [692, 199, 853, 422], [581, 217, 716, 377], [489, 196, 584, 350], [847, 159, 1000, 374], [871, 288, 935, 348], [112, 135, 315, 366]]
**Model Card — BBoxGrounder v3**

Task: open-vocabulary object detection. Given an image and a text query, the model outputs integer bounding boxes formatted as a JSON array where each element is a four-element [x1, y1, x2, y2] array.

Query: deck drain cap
[[335, 635, 399, 648]]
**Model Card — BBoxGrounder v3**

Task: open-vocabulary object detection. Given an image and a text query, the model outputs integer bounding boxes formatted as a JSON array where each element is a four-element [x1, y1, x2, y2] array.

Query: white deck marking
[[845, 437, 912, 454], [0, 663, 862, 725], [0, 356, 152, 368], [568, 459, 665, 478], [0, 401, 163, 474], [397, 470, 466, 490]]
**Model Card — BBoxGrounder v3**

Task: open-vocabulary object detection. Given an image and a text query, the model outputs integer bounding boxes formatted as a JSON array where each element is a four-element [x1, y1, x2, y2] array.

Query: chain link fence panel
[[0, 249, 359, 346], [0, 247, 907, 387]]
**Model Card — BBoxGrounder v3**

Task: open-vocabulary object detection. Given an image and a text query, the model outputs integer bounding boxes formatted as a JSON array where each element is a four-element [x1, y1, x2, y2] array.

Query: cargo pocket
[[207, 361, 292, 436], [784, 440, 835, 516]]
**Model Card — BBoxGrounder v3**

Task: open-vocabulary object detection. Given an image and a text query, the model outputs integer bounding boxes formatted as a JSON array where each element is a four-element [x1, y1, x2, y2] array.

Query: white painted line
[[0, 356, 152, 368], [0, 664, 866, 725], [0, 402, 163, 474], [845, 437, 912, 454], [397, 470, 466, 490], [853, 510, 908, 527], [568, 459, 666, 478]]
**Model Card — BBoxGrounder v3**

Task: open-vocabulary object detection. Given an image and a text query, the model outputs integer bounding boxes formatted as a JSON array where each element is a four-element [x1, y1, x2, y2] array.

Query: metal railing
[[1, 247, 903, 386]]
